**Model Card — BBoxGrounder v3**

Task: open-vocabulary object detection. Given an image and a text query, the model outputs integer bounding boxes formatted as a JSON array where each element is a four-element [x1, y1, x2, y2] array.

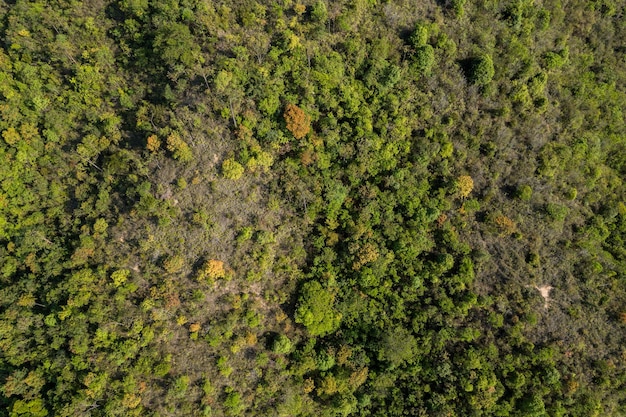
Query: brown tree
[[284, 103, 311, 139]]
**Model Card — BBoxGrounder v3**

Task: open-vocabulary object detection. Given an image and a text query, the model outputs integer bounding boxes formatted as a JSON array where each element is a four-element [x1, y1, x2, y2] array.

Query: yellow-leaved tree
[[458, 175, 474, 198]]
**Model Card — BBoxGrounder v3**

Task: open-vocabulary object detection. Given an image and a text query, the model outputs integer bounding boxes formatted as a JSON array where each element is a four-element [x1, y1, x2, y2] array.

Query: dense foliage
[[1, 0, 626, 416]]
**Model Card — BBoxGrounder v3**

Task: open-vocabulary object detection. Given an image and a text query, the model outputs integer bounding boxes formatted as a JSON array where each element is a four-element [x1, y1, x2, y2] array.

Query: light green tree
[[295, 281, 341, 336], [470, 54, 495, 85], [222, 158, 244, 180]]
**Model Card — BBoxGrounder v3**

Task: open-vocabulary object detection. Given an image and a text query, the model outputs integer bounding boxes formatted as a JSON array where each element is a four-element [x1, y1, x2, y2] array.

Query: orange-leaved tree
[[284, 103, 310, 139]]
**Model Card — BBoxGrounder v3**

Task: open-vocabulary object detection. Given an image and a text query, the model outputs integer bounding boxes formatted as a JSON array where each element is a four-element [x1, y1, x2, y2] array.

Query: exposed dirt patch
[[534, 284, 554, 309]]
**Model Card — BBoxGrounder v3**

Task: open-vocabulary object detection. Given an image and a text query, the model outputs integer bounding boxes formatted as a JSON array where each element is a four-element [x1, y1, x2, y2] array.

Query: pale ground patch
[[534, 285, 554, 308]]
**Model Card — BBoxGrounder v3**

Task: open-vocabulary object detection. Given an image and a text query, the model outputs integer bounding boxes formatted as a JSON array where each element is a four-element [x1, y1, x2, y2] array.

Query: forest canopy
[[1, 0, 626, 416]]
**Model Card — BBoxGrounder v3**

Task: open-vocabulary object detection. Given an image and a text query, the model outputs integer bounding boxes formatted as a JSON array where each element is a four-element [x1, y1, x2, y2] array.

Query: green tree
[[222, 158, 245, 180], [519, 394, 547, 417], [272, 334, 293, 354], [295, 281, 341, 336], [410, 22, 429, 48], [378, 327, 418, 368], [166, 133, 193, 162], [469, 54, 495, 85], [10, 399, 48, 417], [414, 45, 435, 76]]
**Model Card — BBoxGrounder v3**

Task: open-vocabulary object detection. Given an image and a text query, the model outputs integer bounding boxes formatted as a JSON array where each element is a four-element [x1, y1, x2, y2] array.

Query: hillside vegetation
[[1, 0, 626, 416]]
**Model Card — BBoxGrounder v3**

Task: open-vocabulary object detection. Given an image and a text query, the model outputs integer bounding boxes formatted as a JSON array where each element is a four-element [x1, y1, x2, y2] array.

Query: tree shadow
[[457, 58, 476, 82]]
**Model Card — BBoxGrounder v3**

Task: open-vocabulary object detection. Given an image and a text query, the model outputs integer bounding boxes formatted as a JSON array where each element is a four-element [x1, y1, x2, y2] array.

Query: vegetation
[[469, 54, 495, 85], [1, 0, 626, 416]]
